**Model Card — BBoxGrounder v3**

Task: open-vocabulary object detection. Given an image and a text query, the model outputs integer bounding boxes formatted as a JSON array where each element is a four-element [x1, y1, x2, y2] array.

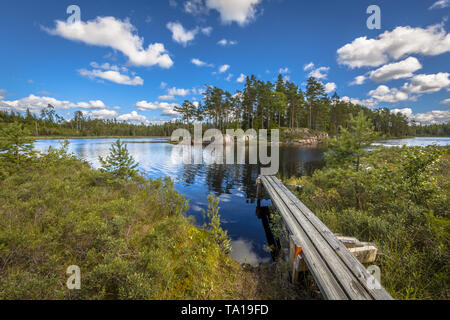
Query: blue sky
[[0, 0, 449, 124]]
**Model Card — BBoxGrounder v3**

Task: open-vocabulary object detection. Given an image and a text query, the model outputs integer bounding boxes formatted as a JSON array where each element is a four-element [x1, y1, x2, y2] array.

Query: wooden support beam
[[289, 235, 306, 284]]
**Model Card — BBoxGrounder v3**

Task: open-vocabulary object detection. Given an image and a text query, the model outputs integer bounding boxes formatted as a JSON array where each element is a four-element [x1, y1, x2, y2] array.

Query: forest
[[1, 75, 448, 138]]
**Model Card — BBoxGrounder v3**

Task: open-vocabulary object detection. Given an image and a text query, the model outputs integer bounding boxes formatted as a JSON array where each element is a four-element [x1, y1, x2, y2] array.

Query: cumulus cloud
[[205, 0, 262, 26], [441, 98, 450, 105], [117, 111, 148, 123], [217, 39, 238, 46], [337, 24, 450, 68], [136, 100, 180, 116], [218, 64, 230, 73], [184, 0, 208, 15], [191, 58, 213, 67], [78, 69, 144, 86], [166, 22, 198, 46], [391, 108, 450, 125], [309, 66, 330, 80], [168, 87, 190, 96], [369, 57, 422, 82], [368, 85, 410, 103], [402, 72, 450, 94], [341, 96, 379, 109], [279, 67, 290, 74], [237, 73, 246, 83], [201, 26, 213, 36], [82, 109, 118, 120], [304, 62, 314, 71], [0, 94, 115, 115], [324, 82, 337, 94], [429, 0, 449, 10], [44, 16, 173, 68], [351, 75, 367, 86]]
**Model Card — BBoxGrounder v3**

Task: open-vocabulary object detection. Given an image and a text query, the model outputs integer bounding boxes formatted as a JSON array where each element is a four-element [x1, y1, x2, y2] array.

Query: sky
[[0, 0, 449, 125]]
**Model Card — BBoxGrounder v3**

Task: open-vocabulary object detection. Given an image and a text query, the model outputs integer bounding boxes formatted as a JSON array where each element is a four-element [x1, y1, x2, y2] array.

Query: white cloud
[[219, 64, 230, 73], [341, 96, 379, 109], [226, 74, 233, 81], [44, 16, 173, 68], [0, 94, 113, 114], [168, 87, 190, 96], [324, 82, 337, 94], [157, 87, 191, 101], [90, 61, 128, 73], [402, 72, 450, 94], [429, 0, 449, 10], [304, 62, 314, 71], [309, 66, 330, 80], [441, 98, 450, 105], [369, 57, 422, 82], [136, 100, 180, 116], [217, 39, 237, 46], [0, 89, 5, 100], [201, 26, 213, 36], [392, 108, 450, 125], [184, 0, 208, 15], [279, 67, 290, 74], [78, 69, 144, 86], [368, 85, 410, 103], [158, 95, 176, 101], [350, 75, 367, 86], [205, 0, 262, 26], [160, 82, 167, 89], [191, 58, 213, 67], [237, 73, 246, 83], [337, 24, 450, 68], [83, 109, 118, 120], [166, 22, 198, 46], [117, 111, 148, 123]]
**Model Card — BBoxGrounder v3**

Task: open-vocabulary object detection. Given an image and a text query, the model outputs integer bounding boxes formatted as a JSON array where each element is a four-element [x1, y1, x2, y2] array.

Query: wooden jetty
[[257, 175, 393, 300]]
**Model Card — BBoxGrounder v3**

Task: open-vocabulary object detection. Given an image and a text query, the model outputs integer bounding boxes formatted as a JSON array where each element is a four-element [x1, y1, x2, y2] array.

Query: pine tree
[[99, 139, 139, 180], [326, 111, 378, 172]]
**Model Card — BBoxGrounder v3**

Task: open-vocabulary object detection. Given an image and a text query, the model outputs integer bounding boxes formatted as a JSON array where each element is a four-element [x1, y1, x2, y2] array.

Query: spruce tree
[[99, 139, 138, 180]]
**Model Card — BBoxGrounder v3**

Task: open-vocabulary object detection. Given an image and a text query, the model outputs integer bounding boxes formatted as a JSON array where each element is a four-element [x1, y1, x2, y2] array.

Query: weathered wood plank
[[261, 176, 349, 300], [266, 176, 393, 300], [265, 176, 373, 300]]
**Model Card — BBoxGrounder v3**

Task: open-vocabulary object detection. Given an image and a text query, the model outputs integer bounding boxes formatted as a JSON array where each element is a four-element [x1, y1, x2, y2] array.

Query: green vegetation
[[286, 113, 449, 299], [1, 76, 448, 139], [0, 122, 300, 300], [99, 139, 139, 180]]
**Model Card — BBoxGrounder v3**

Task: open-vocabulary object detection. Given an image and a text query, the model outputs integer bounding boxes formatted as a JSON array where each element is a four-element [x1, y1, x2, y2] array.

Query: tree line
[[0, 75, 448, 138]]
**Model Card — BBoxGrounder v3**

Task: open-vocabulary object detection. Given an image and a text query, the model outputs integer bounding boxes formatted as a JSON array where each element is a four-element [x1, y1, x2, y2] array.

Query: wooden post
[[256, 176, 262, 208], [289, 235, 305, 284]]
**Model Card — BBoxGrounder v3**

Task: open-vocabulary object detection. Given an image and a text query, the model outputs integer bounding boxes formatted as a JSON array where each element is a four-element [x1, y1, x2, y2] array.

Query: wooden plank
[[261, 176, 349, 300], [268, 176, 393, 300], [349, 245, 378, 264], [265, 176, 373, 300]]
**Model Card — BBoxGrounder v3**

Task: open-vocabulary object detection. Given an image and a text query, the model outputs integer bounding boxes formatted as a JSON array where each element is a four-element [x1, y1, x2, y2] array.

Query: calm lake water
[[34, 136, 449, 265]]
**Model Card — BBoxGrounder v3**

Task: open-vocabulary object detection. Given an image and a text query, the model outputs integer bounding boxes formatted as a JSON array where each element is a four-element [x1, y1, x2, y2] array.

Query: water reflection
[[230, 239, 271, 266], [373, 137, 450, 147]]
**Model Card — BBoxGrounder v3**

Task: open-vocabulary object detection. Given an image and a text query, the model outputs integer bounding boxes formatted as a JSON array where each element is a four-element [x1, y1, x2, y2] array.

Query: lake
[[34, 136, 449, 265]]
